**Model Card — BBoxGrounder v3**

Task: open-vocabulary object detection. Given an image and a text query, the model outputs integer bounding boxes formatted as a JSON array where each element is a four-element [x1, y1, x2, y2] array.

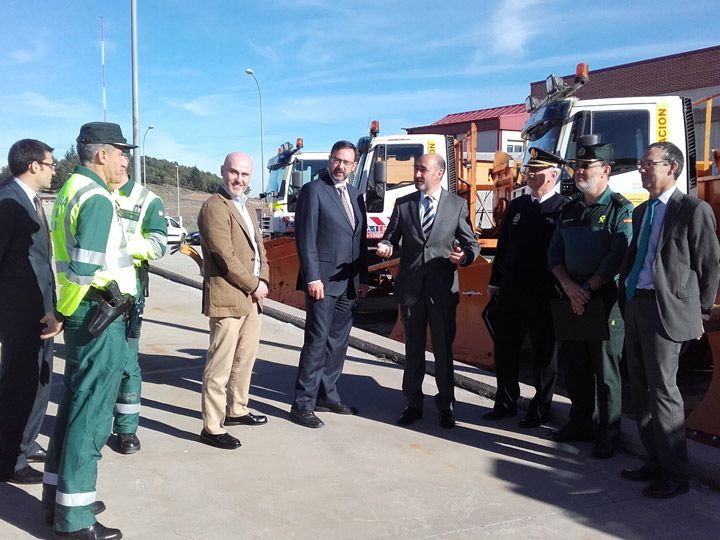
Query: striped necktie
[[422, 196, 435, 238]]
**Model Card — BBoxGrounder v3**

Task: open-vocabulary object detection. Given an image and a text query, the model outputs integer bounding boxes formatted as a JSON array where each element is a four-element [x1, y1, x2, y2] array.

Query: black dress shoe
[[518, 416, 543, 428], [2, 465, 43, 484], [55, 521, 122, 539], [548, 425, 594, 443], [439, 410, 455, 429], [642, 478, 689, 499], [116, 433, 141, 454], [289, 409, 324, 428], [47, 500, 106, 525], [27, 447, 47, 463], [483, 407, 517, 421], [225, 413, 268, 426], [621, 463, 663, 482], [396, 407, 423, 426], [315, 401, 358, 415], [199, 430, 241, 449]]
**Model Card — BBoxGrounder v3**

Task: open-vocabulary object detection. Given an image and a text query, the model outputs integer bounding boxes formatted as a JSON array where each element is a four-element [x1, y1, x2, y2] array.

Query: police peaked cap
[[575, 142, 614, 163], [525, 147, 565, 169], [76, 122, 138, 149]]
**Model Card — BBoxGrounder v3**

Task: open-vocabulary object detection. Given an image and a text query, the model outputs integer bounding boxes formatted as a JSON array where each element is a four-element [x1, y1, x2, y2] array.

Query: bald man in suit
[[377, 153, 479, 429]]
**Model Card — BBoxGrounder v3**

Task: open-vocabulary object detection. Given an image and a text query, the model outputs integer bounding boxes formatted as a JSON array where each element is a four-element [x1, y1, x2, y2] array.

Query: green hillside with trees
[[1, 146, 223, 193]]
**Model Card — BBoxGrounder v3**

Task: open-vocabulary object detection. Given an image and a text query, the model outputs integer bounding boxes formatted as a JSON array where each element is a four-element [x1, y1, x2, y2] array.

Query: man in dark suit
[[484, 148, 569, 427], [290, 140, 367, 428], [0, 139, 63, 484], [620, 141, 720, 498], [376, 153, 479, 429]]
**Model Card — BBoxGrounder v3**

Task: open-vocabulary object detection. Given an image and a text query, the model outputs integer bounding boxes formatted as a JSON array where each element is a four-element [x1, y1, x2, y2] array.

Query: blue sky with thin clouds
[[2, 0, 718, 193]]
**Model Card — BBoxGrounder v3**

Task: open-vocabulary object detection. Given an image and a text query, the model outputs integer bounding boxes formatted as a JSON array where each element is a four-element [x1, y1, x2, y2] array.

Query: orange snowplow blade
[[263, 237, 305, 310], [388, 255, 495, 370]]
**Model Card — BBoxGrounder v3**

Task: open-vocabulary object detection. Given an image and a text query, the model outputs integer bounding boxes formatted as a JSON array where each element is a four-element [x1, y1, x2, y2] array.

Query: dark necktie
[[337, 185, 355, 227], [422, 196, 435, 238], [625, 198, 660, 299], [34, 196, 51, 252]]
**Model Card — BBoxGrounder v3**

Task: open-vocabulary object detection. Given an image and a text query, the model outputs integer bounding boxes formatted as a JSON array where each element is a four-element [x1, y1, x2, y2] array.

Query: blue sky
[[2, 0, 718, 193]]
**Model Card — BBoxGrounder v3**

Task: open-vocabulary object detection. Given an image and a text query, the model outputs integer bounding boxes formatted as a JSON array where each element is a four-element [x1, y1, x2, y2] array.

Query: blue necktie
[[625, 198, 660, 299]]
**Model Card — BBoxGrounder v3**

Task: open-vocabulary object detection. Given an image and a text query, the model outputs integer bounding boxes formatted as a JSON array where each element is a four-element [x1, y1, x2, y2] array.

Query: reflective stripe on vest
[[116, 183, 164, 264], [53, 172, 137, 300]]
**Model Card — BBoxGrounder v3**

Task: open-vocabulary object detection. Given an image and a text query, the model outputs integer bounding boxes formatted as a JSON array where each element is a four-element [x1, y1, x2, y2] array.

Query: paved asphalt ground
[[2, 252, 720, 539]]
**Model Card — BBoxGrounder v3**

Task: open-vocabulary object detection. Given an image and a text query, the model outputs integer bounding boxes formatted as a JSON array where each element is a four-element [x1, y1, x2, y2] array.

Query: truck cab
[[352, 122, 455, 245], [261, 140, 328, 237], [521, 65, 696, 206]]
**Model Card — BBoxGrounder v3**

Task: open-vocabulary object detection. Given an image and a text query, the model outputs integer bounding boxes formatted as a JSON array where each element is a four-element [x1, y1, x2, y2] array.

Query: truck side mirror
[[291, 170, 303, 189], [373, 161, 387, 185]]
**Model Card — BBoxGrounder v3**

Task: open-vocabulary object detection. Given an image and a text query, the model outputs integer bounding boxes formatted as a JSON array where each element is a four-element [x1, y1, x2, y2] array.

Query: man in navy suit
[[290, 140, 367, 428], [0, 139, 63, 484], [620, 141, 720, 498], [376, 153, 479, 429]]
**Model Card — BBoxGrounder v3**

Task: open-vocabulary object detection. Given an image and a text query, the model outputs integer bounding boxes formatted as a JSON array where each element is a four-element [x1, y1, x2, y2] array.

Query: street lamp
[[142, 124, 155, 186], [245, 68, 265, 194], [175, 164, 181, 226]]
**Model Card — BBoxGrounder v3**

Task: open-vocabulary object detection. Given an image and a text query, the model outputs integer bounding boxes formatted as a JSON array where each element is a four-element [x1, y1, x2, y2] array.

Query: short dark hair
[[7, 139, 54, 176], [330, 140, 358, 162], [647, 141, 684, 179]]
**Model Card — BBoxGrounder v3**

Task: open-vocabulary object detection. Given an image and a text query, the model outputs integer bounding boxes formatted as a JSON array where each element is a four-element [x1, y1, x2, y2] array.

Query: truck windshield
[[266, 165, 284, 195], [521, 100, 572, 165]]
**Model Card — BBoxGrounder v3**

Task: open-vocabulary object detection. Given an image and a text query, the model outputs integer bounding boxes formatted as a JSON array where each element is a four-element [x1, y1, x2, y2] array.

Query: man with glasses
[[1, 140, 63, 485], [290, 140, 367, 428], [42, 122, 137, 539], [619, 142, 719, 498], [547, 140, 633, 459], [484, 148, 569, 428]]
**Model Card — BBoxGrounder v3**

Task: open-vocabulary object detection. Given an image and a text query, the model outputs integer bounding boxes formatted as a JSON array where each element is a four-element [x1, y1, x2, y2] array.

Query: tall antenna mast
[[100, 16, 107, 121]]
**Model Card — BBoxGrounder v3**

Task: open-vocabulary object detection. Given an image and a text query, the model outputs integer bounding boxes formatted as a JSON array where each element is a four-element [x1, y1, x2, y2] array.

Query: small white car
[[165, 216, 187, 243]]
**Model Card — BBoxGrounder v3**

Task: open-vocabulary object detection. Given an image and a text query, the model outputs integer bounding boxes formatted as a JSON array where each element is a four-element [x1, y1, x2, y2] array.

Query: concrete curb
[[149, 263, 720, 490]]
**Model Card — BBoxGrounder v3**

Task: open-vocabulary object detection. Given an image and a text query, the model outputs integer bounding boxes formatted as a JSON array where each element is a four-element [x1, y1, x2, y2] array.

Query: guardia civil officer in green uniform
[[42, 122, 137, 540], [111, 176, 167, 454], [547, 140, 633, 459]]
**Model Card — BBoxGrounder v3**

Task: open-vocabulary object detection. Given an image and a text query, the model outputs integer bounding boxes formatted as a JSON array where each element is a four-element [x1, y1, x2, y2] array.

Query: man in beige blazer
[[197, 152, 270, 450]]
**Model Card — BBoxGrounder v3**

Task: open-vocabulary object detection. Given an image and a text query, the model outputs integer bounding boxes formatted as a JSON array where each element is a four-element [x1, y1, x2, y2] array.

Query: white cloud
[[3, 39, 46, 65], [1, 92, 95, 120], [165, 94, 237, 117]]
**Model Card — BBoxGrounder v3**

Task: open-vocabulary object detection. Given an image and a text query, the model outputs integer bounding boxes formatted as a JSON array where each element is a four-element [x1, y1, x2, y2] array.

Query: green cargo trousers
[[112, 334, 141, 434], [113, 282, 144, 434], [42, 299, 127, 533]]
